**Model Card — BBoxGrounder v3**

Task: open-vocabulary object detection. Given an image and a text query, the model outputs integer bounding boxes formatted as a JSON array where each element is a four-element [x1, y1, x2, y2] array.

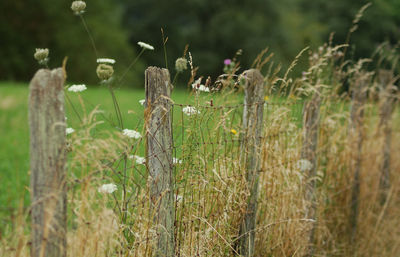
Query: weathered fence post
[[300, 87, 322, 257], [29, 68, 67, 257], [237, 69, 264, 257], [349, 71, 369, 240], [145, 67, 175, 257], [377, 70, 396, 204]]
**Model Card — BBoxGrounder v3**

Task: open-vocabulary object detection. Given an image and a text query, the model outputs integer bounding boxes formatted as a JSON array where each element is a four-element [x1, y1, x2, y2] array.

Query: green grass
[[0, 82, 197, 224]]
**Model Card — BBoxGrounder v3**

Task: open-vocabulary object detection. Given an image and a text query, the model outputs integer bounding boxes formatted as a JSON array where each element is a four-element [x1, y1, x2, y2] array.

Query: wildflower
[[34, 48, 49, 65], [264, 96, 269, 101], [191, 78, 210, 92], [139, 99, 145, 106], [122, 129, 141, 139], [68, 84, 87, 93], [297, 159, 312, 172], [173, 157, 182, 164], [175, 57, 188, 72], [230, 129, 237, 135], [224, 59, 232, 65], [71, 1, 86, 15], [176, 195, 183, 202], [129, 155, 146, 165], [96, 64, 114, 81], [182, 106, 200, 116], [97, 58, 116, 64], [98, 183, 117, 194], [138, 41, 154, 51], [66, 127, 75, 135]]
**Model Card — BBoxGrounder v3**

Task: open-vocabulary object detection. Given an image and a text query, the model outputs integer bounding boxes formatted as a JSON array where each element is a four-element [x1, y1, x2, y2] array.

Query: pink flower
[[224, 59, 232, 65]]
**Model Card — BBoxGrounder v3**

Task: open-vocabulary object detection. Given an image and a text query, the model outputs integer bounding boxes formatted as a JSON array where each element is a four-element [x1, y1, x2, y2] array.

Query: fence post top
[[30, 68, 64, 91], [145, 66, 169, 73]]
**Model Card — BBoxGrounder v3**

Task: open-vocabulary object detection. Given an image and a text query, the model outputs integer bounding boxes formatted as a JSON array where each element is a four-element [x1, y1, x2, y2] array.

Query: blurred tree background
[[0, 0, 398, 88]]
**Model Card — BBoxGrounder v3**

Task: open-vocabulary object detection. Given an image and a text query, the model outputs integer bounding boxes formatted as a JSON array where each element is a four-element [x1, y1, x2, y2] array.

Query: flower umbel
[[129, 155, 146, 165], [182, 106, 200, 116], [66, 127, 75, 135], [71, 1, 86, 15], [191, 78, 210, 92], [96, 64, 114, 81], [138, 42, 154, 51], [97, 58, 116, 64], [34, 48, 49, 66], [122, 129, 141, 139], [68, 84, 87, 93], [175, 57, 188, 72], [98, 183, 117, 194], [297, 159, 313, 172]]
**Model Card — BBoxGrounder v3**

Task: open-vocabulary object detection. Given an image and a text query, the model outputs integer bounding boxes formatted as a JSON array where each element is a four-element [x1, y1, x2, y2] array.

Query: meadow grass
[[0, 82, 195, 224]]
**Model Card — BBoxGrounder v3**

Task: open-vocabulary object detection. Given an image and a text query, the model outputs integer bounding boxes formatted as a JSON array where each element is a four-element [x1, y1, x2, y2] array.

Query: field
[[0, 82, 194, 222]]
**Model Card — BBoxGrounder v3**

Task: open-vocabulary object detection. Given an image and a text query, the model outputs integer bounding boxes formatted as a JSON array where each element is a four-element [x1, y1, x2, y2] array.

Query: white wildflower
[[98, 183, 117, 194], [71, 1, 86, 15], [191, 78, 210, 92], [182, 106, 200, 116], [297, 159, 313, 172], [138, 41, 154, 51], [176, 195, 183, 202], [68, 84, 87, 93], [66, 127, 75, 135], [139, 99, 145, 106], [173, 157, 182, 164], [97, 58, 116, 64], [129, 155, 146, 165], [122, 129, 141, 139]]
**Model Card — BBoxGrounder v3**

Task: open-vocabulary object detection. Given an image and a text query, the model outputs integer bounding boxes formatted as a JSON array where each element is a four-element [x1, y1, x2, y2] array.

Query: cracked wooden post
[[237, 69, 264, 257], [349, 71, 369, 241], [145, 67, 175, 257], [377, 70, 396, 204], [300, 87, 322, 257], [29, 68, 67, 257]]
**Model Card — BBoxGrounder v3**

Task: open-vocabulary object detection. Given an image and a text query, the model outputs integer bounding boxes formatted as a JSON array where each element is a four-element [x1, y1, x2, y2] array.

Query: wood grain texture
[[301, 88, 321, 257], [378, 70, 396, 204], [237, 69, 264, 257], [145, 67, 175, 257], [29, 68, 67, 257], [349, 71, 370, 241]]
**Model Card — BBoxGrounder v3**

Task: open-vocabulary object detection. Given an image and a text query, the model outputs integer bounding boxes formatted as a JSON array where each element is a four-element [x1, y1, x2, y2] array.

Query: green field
[[0, 82, 198, 224]]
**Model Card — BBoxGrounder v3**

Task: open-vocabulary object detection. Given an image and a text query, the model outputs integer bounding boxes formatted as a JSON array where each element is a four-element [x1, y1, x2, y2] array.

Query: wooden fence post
[[300, 88, 322, 257], [237, 69, 264, 257], [145, 67, 175, 257], [29, 68, 67, 257], [377, 70, 396, 204], [349, 71, 369, 240]]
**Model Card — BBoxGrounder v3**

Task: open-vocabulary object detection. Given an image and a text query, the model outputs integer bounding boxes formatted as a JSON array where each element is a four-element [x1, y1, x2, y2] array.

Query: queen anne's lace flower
[[173, 157, 182, 164], [129, 155, 146, 165], [66, 127, 75, 135], [71, 1, 86, 15], [97, 58, 116, 64], [191, 78, 210, 92], [297, 159, 313, 172], [175, 58, 188, 72], [98, 183, 117, 194], [138, 42, 154, 50], [122, 129, 141, 139], [68, 84, 87, 93], [182, 106, 200, 116]]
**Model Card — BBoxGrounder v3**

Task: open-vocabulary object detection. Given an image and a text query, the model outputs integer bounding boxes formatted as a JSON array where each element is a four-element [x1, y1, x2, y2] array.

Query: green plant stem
[[118, 48, 145, 85], [65, 93, 82, 123], [79, 15, 98, 58]]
